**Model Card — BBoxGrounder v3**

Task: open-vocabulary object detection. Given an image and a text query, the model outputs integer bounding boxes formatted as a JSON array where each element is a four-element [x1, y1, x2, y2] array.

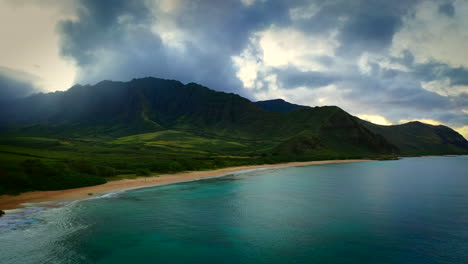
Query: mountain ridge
[[1, 76, 466, 155], [1, 76, 466, 194], [254, 99, 307, 113]]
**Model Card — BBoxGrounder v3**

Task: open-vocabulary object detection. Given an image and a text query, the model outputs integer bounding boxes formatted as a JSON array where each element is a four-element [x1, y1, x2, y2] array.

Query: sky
[[0, 0, 467, 138]]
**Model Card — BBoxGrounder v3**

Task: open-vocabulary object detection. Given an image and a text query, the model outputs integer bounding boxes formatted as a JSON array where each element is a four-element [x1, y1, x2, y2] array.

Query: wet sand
[[0, 159, 369, 211]]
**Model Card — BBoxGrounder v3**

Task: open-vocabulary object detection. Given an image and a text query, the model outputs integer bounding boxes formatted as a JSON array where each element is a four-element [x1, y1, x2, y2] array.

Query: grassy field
[[0, 127, 401, 195], [0, 130, 287, 195]]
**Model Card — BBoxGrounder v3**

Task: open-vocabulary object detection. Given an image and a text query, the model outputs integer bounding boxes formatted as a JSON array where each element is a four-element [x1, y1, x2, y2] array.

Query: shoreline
[[0, 159, 369, 211]]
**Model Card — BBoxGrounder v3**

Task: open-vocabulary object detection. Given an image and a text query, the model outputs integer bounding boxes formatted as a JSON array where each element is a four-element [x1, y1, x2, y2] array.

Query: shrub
[[95, 166, 118, 177], [148, 160, 183, 172], [18, 159, 106, 191], [67, 160, 118, 177], [135, 168, 151, 176]]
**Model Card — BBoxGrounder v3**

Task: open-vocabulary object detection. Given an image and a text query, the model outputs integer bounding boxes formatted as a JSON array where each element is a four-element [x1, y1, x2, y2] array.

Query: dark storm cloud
[[335, 0, 423, 56], [56, 0, 425, 93], [414, 61, 468, 86], [308, 58, 464, 126], [383, 88, 453, 111], [275, 67, 338, 89], [346, 71, 451, 111], [57, 0, 421, 94], [338, 14, 401, 55], [52, 0, 466, 130], [389, 50, 415, 67], [59, 0, 155, 66], [173, 0, 292, 53], [314, 56, 335, 67], [0, 67, 39, 103], [439, 2, 455, 17], [433, 110, 468, 124], [270, 54, 455, 114], [291, 0, 421, 56], [341, 60, 467, 127], [57, 0, 293, 97], [271, 55, 461, 123]]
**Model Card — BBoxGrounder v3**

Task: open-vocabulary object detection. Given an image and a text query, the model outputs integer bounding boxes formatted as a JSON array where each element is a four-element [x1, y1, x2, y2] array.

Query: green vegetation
[[0, 77, 466, 195], [254, 98, 305, 113], [0, 133, 277, 195], [135, 168, 151, 176], [0, 124, 392, 195], [360, 120, 468, 155], [0, 155, 106, 195]]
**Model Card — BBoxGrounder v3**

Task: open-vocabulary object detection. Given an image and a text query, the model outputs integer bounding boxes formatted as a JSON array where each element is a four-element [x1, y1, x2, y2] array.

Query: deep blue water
[[1, 156, 467, 264]]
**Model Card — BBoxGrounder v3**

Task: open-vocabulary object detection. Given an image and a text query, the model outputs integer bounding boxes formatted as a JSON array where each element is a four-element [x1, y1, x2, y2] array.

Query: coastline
[[0, 159, 369, 211]]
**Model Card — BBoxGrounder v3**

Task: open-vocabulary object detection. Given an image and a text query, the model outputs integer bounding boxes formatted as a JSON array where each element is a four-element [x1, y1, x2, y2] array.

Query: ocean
[[1, 156, 467, 264]]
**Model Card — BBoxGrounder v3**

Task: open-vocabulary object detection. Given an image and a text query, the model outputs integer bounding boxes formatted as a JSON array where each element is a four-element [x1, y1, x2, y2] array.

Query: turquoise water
[[1, 156, 467, 264]]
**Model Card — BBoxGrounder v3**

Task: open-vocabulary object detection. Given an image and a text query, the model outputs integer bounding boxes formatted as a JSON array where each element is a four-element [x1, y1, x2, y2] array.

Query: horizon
[[0, 0, 467, 137]]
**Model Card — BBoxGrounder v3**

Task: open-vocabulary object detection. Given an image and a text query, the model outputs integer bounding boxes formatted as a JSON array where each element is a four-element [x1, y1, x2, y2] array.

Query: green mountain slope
[[0, 77, 466, 194], [255, 99, 306, 113], [0, 78, 389, 145], [359, 120, 468, 155], [2, 77, 466, 155]]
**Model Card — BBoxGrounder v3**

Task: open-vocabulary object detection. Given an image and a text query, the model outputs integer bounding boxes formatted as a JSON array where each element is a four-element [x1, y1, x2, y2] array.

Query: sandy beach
[[0, 159, 369, 211]]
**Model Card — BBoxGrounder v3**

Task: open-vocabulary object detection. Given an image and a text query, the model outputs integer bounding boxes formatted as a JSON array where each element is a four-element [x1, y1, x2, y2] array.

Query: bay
[[1, 156, 467, 264]]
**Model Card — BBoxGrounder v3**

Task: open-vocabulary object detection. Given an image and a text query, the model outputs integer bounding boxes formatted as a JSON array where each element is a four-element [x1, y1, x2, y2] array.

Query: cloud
[[337, 13, 401, 55], [58, 0, 155, 66], [0, 0, 466, 133], [391, 0, 468, 68], [438, 2, 455, 17], [57, 0, 292, 97], [240, 0, 256, 7], [455, 126, 468, 140], [232, 25, 340, 92], [398, 118, 468, 139], [274, 67, 338, 89], [285, 0, 421, 57], [414, 61, 468, 86], [357, 114, 393, 126], [0, 67, 41, 102], [421, 79, 468, 97], [0, 0, 76, 92], [399, 119, 442, 126], [257, 26, 338, 71]]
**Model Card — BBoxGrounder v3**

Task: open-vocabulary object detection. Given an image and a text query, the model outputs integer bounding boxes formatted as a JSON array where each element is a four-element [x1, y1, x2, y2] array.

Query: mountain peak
[[1, 76, 466, 155], [255, 98, 307, 113]]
